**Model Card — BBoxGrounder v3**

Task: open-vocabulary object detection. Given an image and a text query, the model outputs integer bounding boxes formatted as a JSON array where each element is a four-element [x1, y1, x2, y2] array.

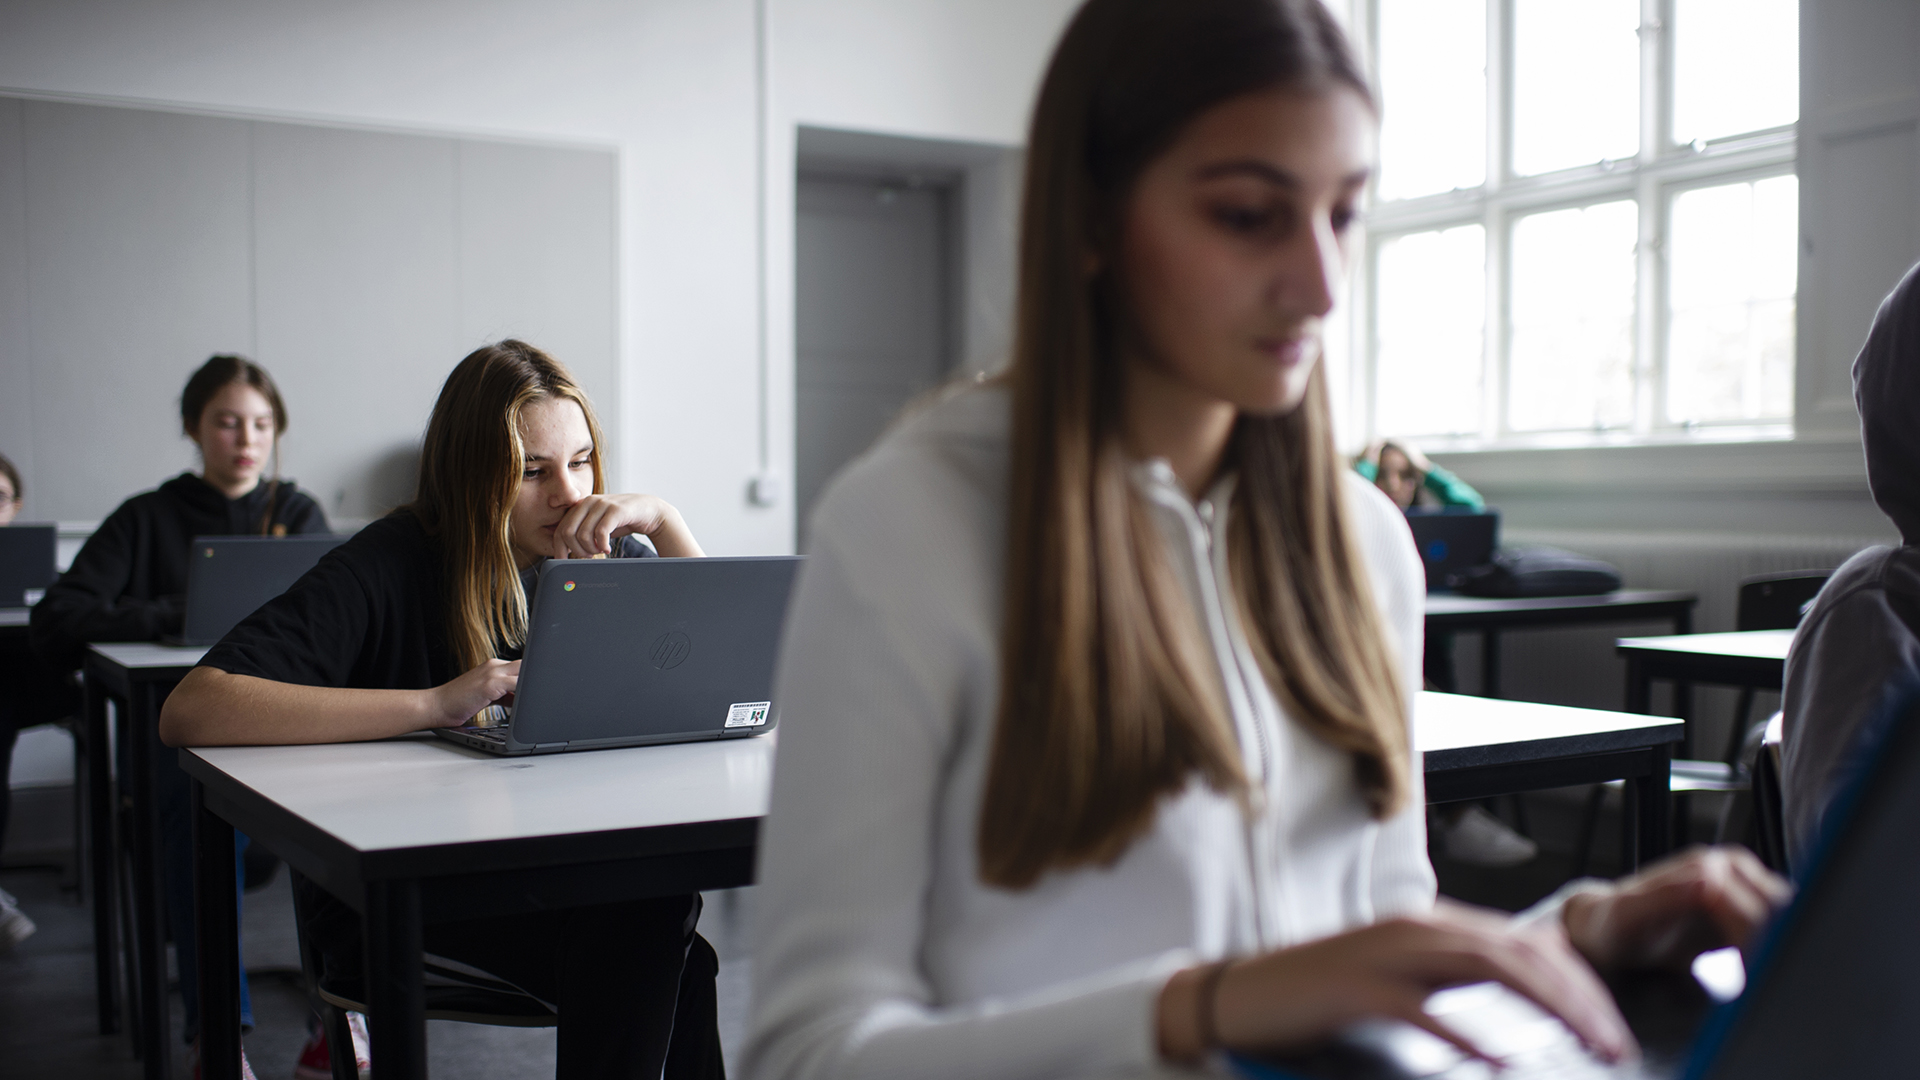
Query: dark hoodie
[[29, 473, 328, 671], [1780, 259, 1920, 867]]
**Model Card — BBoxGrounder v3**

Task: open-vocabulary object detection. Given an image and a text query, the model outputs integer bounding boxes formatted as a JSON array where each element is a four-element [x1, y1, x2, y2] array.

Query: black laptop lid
[[180, 535, 348, 646], [508, 556, 802, 749], [1405, 510, 1498, 592], [0, 524, 57, 607], [1689, 688, 1920, 1079]]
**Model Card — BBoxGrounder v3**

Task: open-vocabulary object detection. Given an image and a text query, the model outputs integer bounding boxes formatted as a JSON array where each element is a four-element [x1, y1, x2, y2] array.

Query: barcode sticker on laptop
[[725, 701, 771, 728]]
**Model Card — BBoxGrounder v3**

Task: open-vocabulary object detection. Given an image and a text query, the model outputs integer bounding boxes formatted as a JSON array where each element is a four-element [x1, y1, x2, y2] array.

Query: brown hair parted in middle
[[409, 340, 607, 674], [977, 0, 1407, 890], [181, 354, 292, 535]]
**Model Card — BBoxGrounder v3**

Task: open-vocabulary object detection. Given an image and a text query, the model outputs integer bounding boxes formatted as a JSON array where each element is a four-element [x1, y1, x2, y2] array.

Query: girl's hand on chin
[[551, 494, 704, 559], [427, 659, 521, 728]]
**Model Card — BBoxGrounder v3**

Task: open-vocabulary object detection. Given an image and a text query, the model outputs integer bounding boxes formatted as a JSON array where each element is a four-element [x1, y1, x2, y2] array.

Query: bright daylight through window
[[1360, 0, 1799, 446]]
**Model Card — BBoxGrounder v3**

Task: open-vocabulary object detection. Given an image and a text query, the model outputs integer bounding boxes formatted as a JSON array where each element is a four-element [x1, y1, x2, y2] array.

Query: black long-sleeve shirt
[[30, 473, 329, 671]]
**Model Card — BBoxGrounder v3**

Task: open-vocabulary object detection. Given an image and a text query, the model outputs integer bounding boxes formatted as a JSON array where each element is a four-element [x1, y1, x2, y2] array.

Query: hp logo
[[649, 631, 692, 670]]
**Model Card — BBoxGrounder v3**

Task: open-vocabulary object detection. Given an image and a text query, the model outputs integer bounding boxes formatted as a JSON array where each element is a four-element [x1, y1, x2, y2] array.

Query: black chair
[[1719, 571, 1830, 762], [1576, 572, 1830, 874], [288, 869, 556, 1080]]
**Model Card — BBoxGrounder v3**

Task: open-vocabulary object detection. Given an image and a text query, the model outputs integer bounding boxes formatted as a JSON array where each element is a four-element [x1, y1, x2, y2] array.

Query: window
[[1356, 0, 1799, 447]]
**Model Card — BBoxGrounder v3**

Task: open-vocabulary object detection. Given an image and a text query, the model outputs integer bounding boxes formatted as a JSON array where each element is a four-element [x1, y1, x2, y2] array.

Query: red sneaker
[[292, 1025, 332, 1080], [292, 1015, 370, 1080]]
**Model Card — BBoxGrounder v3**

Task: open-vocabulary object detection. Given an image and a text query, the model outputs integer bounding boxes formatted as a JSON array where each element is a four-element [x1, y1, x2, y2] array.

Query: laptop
[[1405, 510, 1498, 593], [1231, 686, 1920, 1080], [435, 555, 803, 756], [0, 523, 58, 608], [170, 535, 348, 646]]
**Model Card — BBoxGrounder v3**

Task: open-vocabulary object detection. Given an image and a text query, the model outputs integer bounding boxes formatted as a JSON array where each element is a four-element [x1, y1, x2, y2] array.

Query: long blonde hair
[[978, 0, 1408, 890], [408, 341, 606, 672]]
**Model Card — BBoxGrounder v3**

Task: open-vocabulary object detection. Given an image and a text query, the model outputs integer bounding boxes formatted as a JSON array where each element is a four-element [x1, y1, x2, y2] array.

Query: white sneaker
[[0, 887, 36, 952], [1442, 805, 1539, 868]]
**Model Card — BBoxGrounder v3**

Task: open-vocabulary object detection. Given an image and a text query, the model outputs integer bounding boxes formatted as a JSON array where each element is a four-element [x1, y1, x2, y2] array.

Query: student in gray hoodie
[[1781, 258, 1920, 868]]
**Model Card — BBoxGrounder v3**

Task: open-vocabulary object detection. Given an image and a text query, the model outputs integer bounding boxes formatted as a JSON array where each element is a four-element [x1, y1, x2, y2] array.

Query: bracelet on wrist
[[1195, 958, 1236, 1052]]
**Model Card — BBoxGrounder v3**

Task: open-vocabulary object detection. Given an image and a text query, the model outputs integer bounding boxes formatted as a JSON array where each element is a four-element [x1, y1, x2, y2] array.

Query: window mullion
[[1631, 0, 1667, 437], [1483, 0, 1511, 442]]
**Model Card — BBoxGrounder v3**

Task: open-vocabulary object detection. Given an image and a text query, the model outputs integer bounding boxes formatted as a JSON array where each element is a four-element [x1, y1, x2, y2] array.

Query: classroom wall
[[0, 96, 618, 525], [0, 0, 1079, 556]]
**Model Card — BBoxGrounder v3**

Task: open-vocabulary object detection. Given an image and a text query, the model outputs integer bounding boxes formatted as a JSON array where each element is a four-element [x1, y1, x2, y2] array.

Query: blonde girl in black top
[[163, 341, 719, 1079]]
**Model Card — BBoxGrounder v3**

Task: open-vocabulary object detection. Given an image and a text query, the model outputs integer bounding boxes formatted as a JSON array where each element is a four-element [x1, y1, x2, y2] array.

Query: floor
[[0, 865, 754, 1080], [0, 784, 1700, 1079]]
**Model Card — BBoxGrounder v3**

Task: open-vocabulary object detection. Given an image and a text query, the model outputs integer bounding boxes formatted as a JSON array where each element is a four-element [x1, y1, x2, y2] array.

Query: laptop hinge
[[534, 742, 568, 752]]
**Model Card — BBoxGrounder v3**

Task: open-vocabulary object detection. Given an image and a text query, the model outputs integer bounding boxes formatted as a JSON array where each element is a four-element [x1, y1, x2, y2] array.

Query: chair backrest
[[1737, 571, 1832, 632]]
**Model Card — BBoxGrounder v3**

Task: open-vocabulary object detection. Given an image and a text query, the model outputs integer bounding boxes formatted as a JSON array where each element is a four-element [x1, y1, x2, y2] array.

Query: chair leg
[[1724, 689, 1755, 765]]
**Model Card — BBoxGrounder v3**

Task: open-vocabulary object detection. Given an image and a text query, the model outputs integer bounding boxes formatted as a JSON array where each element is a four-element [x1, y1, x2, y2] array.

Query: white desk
[[81, 642, 208, 1075], [183, 733, 772, 1080], [1616, 629, 1794, 734], [183, 693, 1682, 1080]]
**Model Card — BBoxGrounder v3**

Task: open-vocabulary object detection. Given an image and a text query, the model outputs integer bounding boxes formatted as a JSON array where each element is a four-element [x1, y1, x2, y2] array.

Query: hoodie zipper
[[1140, 464, 1277, 951]]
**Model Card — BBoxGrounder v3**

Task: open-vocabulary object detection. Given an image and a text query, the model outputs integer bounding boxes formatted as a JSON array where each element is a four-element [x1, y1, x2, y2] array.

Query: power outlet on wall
[[747, 474, 782, 508]]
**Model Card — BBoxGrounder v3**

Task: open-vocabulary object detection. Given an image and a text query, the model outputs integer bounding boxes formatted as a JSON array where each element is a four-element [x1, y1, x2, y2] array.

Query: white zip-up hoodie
[[745, 384, 1436, 1080]]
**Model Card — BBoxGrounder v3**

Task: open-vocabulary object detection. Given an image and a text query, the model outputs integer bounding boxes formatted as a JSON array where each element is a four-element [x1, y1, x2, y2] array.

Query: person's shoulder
[[112, 476, 196, 520], [331, 512, 433, 573], [1338, 470, 1424, 611], [270, 480, 326, 519], [1801, 546, 1901, 623], [808, 379, 1010, 555]]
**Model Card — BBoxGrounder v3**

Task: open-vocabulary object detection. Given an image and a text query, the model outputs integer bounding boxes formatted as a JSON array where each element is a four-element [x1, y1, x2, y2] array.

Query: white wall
[[0, 0, 1080, 554]]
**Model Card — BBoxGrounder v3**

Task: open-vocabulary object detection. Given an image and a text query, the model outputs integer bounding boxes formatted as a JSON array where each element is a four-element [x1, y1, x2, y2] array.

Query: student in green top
[[1355, 438, 1484, 511]]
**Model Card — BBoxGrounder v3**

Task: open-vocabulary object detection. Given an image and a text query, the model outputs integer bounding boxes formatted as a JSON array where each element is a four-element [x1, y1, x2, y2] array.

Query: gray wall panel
[[22, 101, 254, 522], [252, 122, 462, 522], [5, 94, 618, 529], [455, 139, 618, 482]]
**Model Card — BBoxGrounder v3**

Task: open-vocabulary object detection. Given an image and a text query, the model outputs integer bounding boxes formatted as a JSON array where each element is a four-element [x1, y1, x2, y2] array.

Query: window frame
[[1351, 0, 1798, 451]]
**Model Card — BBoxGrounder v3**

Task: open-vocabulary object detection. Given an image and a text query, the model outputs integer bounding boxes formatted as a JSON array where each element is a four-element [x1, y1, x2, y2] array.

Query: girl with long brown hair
[[745, 2, 1786, 1076], [162, 341, 720, 1079]]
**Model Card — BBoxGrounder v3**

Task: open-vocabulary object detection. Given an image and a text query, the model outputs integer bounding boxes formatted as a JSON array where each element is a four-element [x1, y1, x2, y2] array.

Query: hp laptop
[[436, 555, 802, 755], [1232, 687, 1920, 1080], [1405, 510, 1498, 593], [0, 524, 58, 608], [171, 535, 348, 646]]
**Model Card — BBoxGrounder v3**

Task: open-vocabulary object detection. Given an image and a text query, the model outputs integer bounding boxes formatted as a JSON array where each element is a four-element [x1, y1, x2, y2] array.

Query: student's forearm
[[650, 507, 706, 558], [159, 666, 438, 747]]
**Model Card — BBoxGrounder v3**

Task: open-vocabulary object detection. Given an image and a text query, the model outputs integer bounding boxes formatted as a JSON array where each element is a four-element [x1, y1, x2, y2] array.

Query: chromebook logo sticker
[[563, 581, 576, 592]]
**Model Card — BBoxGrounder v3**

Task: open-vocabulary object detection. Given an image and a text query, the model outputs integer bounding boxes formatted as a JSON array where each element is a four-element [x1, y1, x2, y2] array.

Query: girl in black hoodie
[[30, 355, 328, 1065], [31, 356, 328, 670]]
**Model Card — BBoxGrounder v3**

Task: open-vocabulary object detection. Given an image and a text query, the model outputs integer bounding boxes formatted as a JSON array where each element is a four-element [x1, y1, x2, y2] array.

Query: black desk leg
[[192, 781, 242, 1080], [1481, 629, 1502, 699], [128, 683, 172, 1079], [84, 673, 121, 1035], [1633, 746, 1673, 869], [1625, 657, 1650, 715], [366, 879, 428, 1079]]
